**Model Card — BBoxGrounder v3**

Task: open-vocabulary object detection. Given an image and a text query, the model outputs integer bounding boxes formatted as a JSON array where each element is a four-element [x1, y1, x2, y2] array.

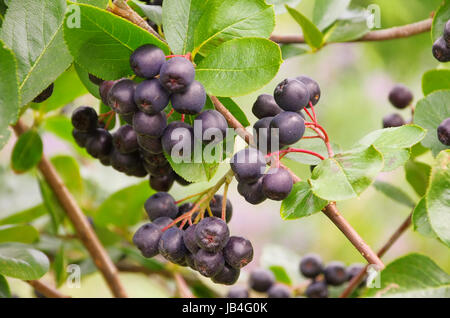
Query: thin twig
[[27, 280, 70, 298], [174, 273, 195, 298], [12, 120, 128, 298]]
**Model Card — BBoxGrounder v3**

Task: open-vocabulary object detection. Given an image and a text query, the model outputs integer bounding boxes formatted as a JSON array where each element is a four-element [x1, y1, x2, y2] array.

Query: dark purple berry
[[230, 148, 266, 183], [152, 217, 173, 229], [270, 111, 305, 145], [144, 192, 178, 221], [141, 152, 168, 167], [108, 79, 138, 115], [110, 150, 142, 173], [133, 111, 167, 138], [133, 223, 162, 258], [324, 261, 348, 286], [171, 81, 206, 115], [212, 263, 240, 285], [300, 254, 323, 279], [194, 249, 225, 277], [223, 236, 253, 269], [296, 75, 321, 106], [437, 118, 450, 146], [196, 110, 228, 143], [253, 116, 279, 153], [72, 129, 90, 148], [85, 128, 113, 159], [183, 224, 199, 254], [130, 44, 166, 78], [159, 57, 195, 93], [99, 80, 116, 106], [383, 113, 405, 128], [267, 284, 292, 298], [137, 134, 163, 154], [237, 178, 267, 205], [274, 78, 310, 111], [252, 94, 282, 119], [143, 160, 173, 176], [262, 168, 293, 201], [33, 84, 54, 103], [305, 281, 328, 298], [71, 106, 98, 132], [209, 194, 233, 223], [134, 79, 170, 114], [113, 124, 139, 153], [389, 84, 413, 109], [149, 173, 175, 192], [249, 268, 275, 292], [227, 286, 249, 298], [432, 37, 450, 62], [195, 217, 230, 252], [161, 121, 194, 158], [158, 227, 188, 263]]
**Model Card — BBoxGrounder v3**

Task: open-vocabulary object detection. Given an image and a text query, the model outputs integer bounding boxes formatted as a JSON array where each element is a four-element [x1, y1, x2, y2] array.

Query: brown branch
[[27, 280, 70, 298], [339, 212, 413, 298], [12, 120, 128, 298], [270, 18, 432, 44]]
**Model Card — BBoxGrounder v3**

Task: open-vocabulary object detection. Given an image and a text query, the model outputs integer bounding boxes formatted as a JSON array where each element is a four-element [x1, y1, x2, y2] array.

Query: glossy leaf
[[325, 8, 370, 43], [280, 44, 310, 59], [266, 0, 301, 15], [269, 265, 292, 285], [412, 197, 437, 239], [404, 160, 431, 197], [313, 0, 350, 31], [50, 155, 84, 200], [431, 0, 450, 42], [0, 243, 49, 280], [422, 69, 450, 96], [74, 63, 101, 99], [0, 204, 47, 226], [38, 176, 65, 233], [53, 244, 66, 287], [11, 130, 43, 173], [0, 225, 39, 244], [165, 154, 220, 183], [0, 274, 11, 298], [373, 181, 416, 208], [131, 0, 162, 25], [285, 5, 324, 49]]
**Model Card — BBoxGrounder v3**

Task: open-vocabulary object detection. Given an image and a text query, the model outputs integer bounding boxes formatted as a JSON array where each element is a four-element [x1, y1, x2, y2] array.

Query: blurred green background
[[0, 0, 448, 297]]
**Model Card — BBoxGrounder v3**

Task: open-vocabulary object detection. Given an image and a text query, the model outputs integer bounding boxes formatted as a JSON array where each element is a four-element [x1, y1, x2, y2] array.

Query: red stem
[[181, 114, 185, 122], [165, 54, 190, 59], [309, 102, 317, 122], [268, 148, 325, 161], [166, 108, 174, 119]]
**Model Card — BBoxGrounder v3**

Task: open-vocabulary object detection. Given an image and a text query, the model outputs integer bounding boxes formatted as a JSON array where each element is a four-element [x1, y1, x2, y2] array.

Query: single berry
[[144, 192, 178, 221], [137, 134, 163, 154], [300, 254, 323, 279], [150, 173, 175, 192], [194, 249, 225, 277], [161, 121, 194, 158], [141, 152, 168, 167], [237, 178, 267, 205], [85, 129, 113, 159], [223, 236, 253, 269], [383, 113, 405, 128], [71, 106, 98, 132], [171, 81, 206, 115], [252, 94, 283, 119], [99, 155, 111, 166], [134, 79, 170, 114], [183, 224, 200, 254], [158, 227, 188, 263], [113, 124, 139, 153], [437, 118, 450, 146], [274, 78, 310, 111], [230, 148, 266, 183], [305, 281, 328, 298], [388, 84, 413, 109], [195, 217, 230, 252], [133, 111, 167, 138], [253, 116, 279, 153], [209, 194, 233, 223], [99, 80, 116, 106], [296, 75, 321, 106], [88, 74, 103, 85], [133, 223, 162, 258], [262, 168, 293, 201], [143, 160, 173, 176], [159, 57, 195, 93], [130, 44, 166, 78], [445, 20, 450, 46], [267, 284, 292, 298], [110, 150, 143, 174], [72, 129, 90, 148], [152, 217, 173, 229], [196, 110, 228, 143], [248, 268, 275, 292], [33, 84, 54, 103], [227, 286, 249, 298], [212, 263, 240, 285], [432, 37, 450, 62], [270, 111, 305, 145], [108, 79, 138, 114], [324, 261, 348, 286]]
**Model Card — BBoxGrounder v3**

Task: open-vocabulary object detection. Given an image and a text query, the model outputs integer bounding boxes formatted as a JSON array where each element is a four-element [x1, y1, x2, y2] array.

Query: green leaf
[[324, 8, 370, 43], [192, 0, 275, 56], [74, 63, 101, 99], [63, 2, 169, 80], [131, 0, 162, 25], [405, 160, 431, 197], [50, 155, 84, 200], [74, 0, 109, 8], [310, 146, 383, 201], [0, 204, 47, 226], [422, 69, 450, 96], [285, 5, 324, 49], [1, 0, 73, 106], [0, 40, 19, 151], [196, 37, 282, 97], [0, 243, 49, 280], [38, 176, 65, 233], [205, 96, 250, 127], [285, 134, 340, 165], [11, 130, 43, 173], [280, 43, 310, 59], [0, 274, 11, 298], [426, 150, 450, 247], [312, 0, 350, 31], [365, 254, 450, 298], [280, 181, 328, 220], [414, 90, 450, 156], [95, 181, 154, 227], [0, 225, 39, 244], [269, 265, 292, 285], [412, 197, 437, 239], [431, 0, 450, 42], [165, 154, 220, 183], [53, 244, 66, 287], [373, 181, 416, 208]]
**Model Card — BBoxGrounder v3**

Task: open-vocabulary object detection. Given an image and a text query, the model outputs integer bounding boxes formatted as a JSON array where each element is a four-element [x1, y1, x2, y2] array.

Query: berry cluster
[[432, 20, 450, 62], [382, 84, 413, 128], [133, 193, 254, 285]]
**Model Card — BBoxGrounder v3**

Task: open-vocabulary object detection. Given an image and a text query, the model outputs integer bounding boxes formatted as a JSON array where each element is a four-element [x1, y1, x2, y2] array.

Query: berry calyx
[[195, 217, 230, 252], [159, 57, 195, 93], [432, 37, 450, 63]]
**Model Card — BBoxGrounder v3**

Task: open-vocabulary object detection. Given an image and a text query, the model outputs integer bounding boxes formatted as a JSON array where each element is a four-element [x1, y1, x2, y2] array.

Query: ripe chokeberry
[[158, 227, 188, 263], [437, 118, 450, 146], [144, 192, 178, 221], [159, 57, 195, 93], [185, 252, 196, 270], [85, 128, 113, 159], [388, 84, 413, 109], [223, 236, 253, 269], [237, 178, 267, 205], [108, 79, 138, 114], [194, 249, 225, 277], [161, 121, 194, 158], [137, 134, 163, 154], [252, 94, 283, 119], [305, 281, 328, 298], [209, 194, 233, 222], [274, 78, 310, 111], [230, 148, 266, 183], [253, 116, 278, 153], [324, 261, 348, 286], [296, 75, 321, 106], [183, 224, 200, 254], [299, 254, 324, 279], [133, 111, 167, 138], [110, 150, 143, 174], [72, 106, 98, 132], [196, 110, 228, 143], [267, 284, 292, 298], [432, 37, 450, 62], [133, 223, 162, 258], [227, 286, 249, 298], [270, 111, 305, 145], [383, 113, 405, 128], [212, 263, 240, 285], [152, 217, 174, 229], [249, 268, 275, 292], [33, 83, 54, 103], [99, 80, 116, 106], [141, 151, 168, 167], [130, 44, 166, 78], [88, 74, 103, 85], [346, 263, 367, 285], [143, 160, 173, 176], [72, 129, 90, 148], [171, 81, 206, 115], [195, 217, 230, 252], [134, 79, 170, 115], [149, 173, 175, 192], [113, 124, 138, 153], [262, 168, 293, 201]]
